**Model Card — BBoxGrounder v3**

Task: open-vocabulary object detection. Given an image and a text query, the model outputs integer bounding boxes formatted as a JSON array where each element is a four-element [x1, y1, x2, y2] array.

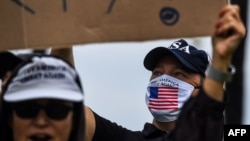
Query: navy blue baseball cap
[[143, 39, 209, 77]]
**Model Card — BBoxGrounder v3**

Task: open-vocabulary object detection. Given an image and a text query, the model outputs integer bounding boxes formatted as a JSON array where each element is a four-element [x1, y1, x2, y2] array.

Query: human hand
[[212, 4, 246, 65]]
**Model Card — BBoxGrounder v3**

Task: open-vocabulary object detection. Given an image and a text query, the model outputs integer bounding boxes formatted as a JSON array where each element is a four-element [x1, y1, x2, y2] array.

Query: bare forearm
[[204, 4, 245, 102], [51, 47, 75, 67]]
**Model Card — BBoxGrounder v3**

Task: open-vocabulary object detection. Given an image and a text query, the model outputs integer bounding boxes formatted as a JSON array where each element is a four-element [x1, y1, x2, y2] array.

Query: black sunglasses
[[12, 101, 73, 120]]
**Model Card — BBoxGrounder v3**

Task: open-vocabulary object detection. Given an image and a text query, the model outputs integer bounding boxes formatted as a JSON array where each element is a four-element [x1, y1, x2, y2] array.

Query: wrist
[[206, 64, 236, 83], [212, 53, 232, 65]]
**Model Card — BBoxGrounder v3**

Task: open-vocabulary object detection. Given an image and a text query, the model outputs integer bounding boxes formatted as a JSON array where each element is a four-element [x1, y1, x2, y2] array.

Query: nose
[[33, 110, 50, 128]]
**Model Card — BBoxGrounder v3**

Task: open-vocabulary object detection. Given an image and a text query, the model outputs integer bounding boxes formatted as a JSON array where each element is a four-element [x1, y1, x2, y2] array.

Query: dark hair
[[69, 102, 85, 141], [0, 99, 14, 140], [0, 52, 23, 79], [0, 52, 42, 80]]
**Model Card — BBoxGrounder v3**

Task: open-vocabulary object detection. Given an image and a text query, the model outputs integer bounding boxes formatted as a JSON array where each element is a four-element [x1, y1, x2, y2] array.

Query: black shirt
[[93, 88, 225, 141]]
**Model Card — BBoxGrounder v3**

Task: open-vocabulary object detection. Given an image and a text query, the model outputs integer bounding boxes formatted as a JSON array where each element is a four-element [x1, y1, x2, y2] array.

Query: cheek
[[12, 114, 30, 141]]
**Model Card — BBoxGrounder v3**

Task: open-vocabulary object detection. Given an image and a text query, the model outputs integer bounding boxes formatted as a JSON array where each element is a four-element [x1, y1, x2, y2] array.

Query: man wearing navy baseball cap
[[81, 4, 246, 141], [143, 38, 210, 128], [144, 39, 209, 77]]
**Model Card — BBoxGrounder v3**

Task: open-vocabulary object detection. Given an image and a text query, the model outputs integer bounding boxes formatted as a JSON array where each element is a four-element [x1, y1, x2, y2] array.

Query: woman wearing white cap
[[0, 55, 85, 141]]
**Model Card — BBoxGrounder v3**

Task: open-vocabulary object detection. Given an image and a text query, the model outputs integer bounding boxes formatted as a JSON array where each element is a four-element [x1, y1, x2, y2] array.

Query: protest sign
[[0, 0, 227, 50]]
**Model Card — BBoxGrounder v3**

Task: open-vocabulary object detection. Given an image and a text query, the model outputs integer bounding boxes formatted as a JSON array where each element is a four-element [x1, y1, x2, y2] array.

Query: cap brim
[[144, 47, 178, 71], [4, 88, 83, 102], [143, 47, 198, 73]]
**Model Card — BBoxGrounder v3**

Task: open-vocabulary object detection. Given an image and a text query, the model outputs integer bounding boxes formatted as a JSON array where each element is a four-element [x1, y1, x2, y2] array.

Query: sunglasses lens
[[13, 101, 73, 120], [13, 102, 39, 119], [45, 104, 72, 120]]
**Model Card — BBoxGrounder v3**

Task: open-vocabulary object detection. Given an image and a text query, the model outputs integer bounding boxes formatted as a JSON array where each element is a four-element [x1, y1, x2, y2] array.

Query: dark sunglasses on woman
[[12, 100, 73, 120]]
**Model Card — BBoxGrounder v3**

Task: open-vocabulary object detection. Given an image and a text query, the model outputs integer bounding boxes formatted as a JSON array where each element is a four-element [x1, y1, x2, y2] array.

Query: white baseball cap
[[3, 55, 84, 102]]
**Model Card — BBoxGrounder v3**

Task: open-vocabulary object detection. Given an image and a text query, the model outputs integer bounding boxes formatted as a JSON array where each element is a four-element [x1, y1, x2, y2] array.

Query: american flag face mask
[[145, 74, 194, 122]]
